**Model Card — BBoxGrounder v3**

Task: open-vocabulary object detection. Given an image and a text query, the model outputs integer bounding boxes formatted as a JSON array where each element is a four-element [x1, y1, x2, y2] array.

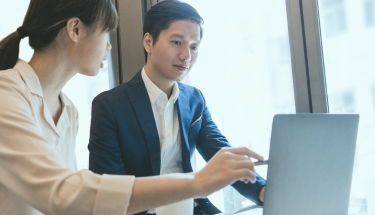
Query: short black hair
[[143, 0, 203, 61]]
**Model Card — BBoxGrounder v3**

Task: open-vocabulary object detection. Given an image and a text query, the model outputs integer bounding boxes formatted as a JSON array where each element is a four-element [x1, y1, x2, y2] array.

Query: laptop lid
[[263, 114, 359, 215]]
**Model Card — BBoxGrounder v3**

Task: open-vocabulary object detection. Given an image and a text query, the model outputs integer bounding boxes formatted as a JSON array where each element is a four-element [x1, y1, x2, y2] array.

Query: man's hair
[[143, 0, 203, 61]]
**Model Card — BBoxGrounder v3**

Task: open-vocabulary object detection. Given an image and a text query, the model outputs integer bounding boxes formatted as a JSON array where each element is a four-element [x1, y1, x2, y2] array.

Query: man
[[88, 1, 266, 214]]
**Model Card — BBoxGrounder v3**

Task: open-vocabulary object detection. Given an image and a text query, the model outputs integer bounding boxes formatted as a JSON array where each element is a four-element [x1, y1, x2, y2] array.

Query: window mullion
[[286, 0, 313, 113], [286, 0, 328, 113], [300, 0, 328, 113]]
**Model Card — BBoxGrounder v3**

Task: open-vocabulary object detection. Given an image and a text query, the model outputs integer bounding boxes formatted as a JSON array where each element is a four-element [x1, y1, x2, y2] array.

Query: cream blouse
[[0, 60, 134, 215]]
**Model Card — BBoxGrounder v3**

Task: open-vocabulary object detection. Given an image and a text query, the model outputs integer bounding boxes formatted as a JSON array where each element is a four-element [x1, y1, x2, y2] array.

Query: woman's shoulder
[[0, 68, 33, 118], [1, 60, 46, 100], [0, 68, 28, 91]]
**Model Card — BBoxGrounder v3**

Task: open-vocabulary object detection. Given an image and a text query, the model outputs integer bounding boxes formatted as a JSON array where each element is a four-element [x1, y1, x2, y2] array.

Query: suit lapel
[[176, 83, 193, 172], [125, 71, 161, 175]]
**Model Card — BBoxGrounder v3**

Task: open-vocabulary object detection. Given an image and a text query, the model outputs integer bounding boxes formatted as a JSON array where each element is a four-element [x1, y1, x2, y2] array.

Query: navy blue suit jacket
[[88, 70, 266, 214]]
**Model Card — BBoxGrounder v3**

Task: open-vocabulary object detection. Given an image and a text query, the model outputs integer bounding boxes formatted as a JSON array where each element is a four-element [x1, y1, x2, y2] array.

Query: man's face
[[146, 20, 201, 82]]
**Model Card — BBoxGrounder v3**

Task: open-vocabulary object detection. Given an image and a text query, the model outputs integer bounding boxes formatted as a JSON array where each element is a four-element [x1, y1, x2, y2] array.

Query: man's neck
[[144, 64, 174, 98]]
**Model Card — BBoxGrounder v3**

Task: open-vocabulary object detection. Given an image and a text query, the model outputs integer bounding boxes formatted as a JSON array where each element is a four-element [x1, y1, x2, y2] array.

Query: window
[[62, 60, 110, 170], [0, 2, 111, 170], [0, 1, 33, 62], [181, 0, 295, 212], [320, 0, 347, 37], [364, 0, 375, 27], [318, 0, 375, 213]]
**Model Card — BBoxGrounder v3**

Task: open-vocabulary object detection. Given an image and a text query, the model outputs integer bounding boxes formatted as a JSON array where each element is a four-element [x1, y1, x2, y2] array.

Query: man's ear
[[143, 33, 153, 54], [66, 17, 82, 43]]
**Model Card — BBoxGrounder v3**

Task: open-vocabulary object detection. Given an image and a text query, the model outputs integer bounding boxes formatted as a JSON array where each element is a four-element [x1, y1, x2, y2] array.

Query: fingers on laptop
[[220, 147, 264, 161], [232, 161, 257, 184], [195, 147, 260, 197], [235, 169, 257, 184], [217, 148, 258, 184]]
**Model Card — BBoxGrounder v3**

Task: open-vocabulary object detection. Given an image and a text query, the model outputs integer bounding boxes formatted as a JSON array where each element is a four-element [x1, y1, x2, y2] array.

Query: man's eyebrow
[[170, 34, 184, 39], [170, 34, 201, 43]]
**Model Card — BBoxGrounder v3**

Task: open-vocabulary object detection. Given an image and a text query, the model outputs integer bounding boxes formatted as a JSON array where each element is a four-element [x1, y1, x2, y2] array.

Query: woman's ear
[[143, 33, 153, 54], [66, 17, 82, 43]]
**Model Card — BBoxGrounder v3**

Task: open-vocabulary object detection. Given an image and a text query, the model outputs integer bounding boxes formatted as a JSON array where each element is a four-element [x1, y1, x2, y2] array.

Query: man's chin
[[173, 70, 190, 81], [174, 73, 188, 82]]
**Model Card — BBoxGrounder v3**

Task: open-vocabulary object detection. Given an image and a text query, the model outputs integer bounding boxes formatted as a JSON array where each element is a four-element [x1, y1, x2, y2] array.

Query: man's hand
[[193, 147, 264, 197], [258, 186, 266, 202]]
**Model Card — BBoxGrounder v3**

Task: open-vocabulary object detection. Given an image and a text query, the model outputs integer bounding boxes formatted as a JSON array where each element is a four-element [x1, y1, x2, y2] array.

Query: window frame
[[111, 0, 333, 211], [112, 0, 328, 113]]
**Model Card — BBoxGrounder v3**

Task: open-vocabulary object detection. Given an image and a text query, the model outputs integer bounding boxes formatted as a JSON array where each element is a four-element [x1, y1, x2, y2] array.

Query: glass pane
[[0, 1, 33, 62], [62, 61, 110, 170], [318, 0, 375, 214], [0, 2, 111, 171], [181, 0, 295, 212]]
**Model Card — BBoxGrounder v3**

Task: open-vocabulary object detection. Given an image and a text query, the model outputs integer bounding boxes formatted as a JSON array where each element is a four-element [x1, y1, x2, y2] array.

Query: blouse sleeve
[[0, 70, 134, 215]]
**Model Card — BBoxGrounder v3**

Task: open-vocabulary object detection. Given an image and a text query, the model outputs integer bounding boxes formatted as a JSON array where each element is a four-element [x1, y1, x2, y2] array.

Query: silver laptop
[[223, 114, 359, 215]]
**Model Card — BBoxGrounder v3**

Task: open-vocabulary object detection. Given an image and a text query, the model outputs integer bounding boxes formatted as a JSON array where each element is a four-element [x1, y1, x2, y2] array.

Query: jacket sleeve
[[0, 71, 134, 215], [88, 95, 127, 175], [195, 90, 266, 205]]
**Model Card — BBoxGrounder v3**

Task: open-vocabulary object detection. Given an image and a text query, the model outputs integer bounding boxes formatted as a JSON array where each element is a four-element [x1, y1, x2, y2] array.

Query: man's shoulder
[[96, 69, 143, 100], [177, 82, 208, 107], [94, 82, 130, 105], [93, 69, 145, 108], [177, 82, 202, 97]]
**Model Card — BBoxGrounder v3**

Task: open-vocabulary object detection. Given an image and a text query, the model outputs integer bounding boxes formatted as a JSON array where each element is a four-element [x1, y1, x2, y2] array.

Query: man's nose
[[179, 46, 191, 61]]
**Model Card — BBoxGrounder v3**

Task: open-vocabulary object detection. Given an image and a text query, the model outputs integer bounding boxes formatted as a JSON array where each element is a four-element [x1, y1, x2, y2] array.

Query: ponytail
[[0, 30, 24, 70], [0, 0, 118, 71]]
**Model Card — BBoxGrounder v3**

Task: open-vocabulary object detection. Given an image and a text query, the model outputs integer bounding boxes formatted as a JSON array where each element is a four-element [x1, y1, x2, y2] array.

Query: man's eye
[[172, 41, 181, 45], [191, 46, 198, 50]]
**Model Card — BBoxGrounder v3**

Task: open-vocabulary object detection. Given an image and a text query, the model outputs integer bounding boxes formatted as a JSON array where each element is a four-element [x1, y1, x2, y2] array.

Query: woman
[[0, 0, 263, 214]]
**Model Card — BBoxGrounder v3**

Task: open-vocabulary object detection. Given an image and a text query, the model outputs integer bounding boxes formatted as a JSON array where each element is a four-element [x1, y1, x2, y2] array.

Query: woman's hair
[[0, 0, 119, 70]]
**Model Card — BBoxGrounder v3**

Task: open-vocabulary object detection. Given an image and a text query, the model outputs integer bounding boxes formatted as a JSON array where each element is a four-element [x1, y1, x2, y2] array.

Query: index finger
[[225, 147, 264, 161]]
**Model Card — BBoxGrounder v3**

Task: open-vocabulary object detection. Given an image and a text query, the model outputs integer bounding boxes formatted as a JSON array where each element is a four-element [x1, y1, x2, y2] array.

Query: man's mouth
[[174, 65, 189, 71]]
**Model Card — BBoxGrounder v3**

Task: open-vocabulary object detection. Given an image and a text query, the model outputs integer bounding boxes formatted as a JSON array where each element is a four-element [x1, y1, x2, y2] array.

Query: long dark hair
[[0, 0, 119, 70]]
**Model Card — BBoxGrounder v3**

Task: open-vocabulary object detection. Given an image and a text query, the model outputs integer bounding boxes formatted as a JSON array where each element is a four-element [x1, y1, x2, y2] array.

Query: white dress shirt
[[142, 68, 185, 214], [142, 68, 184, 175], [0, 60, 134, 215]]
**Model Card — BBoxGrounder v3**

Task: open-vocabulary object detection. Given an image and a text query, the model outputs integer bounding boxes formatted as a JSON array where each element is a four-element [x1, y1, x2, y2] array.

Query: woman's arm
[[0, 71, 133, 214], [127, 147, 262, 214], [0, 71, 262, 215]]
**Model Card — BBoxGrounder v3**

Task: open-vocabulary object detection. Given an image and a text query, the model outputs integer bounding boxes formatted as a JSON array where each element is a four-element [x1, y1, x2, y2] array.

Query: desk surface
[[235, 208, 263, 215], [220, 206, 263, 215]]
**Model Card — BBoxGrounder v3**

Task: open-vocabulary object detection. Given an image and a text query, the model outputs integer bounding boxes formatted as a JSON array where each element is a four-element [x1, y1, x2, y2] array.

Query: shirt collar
[[13, 59, 44, 97], [59, 91, 71, 108], [55, 92, 72, 134], [13, 59, 71, 107], [141, 67, 180, 105], [14, 60, 72, 136], [170, 82, 180, 104]]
